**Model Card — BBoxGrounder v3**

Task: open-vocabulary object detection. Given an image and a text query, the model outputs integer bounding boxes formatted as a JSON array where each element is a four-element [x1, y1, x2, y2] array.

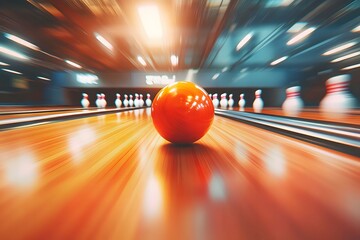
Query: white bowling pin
[[95, 94, 101, 108], [239, 94, 245, 111], [146, 94, 152, 107], [81, 93, 90, 108], [139, 94, 144, 107], [282, 86, 303, 116], [209, 94, 212, 100], [101, 93, 107, 108], [212, 94, 219, 108], [228, 94, 234, 108], [115, 93, 122, 108], [123, 94, 129, 107], [134, 93, 140, 107], [220, 93, 228, 108], [129, 95, 134, 107], [320, 74, 357, 114], [253, 89, 263, 113]]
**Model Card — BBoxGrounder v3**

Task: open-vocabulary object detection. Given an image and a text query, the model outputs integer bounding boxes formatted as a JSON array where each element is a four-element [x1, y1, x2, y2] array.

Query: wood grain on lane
[[0, 108, 359, 240]]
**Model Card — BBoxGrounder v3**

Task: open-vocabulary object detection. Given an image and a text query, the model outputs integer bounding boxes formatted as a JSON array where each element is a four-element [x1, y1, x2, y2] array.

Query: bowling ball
[[151, 81, 214, 144]]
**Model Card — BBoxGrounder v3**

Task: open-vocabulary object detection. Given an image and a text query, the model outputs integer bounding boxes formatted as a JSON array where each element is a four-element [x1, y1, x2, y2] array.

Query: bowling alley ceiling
[[0, 0, 359, 76]]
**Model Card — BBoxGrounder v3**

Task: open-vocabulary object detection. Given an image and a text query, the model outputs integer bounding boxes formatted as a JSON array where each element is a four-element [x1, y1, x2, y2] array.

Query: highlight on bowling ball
[[151, 81, 214, 144]]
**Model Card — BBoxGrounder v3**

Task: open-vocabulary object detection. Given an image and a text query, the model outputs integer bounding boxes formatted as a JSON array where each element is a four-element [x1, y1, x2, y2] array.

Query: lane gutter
[[215, 109, 360, 157]]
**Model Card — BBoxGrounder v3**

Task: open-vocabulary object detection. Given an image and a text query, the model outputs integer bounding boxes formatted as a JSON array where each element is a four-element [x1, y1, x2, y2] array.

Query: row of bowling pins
[[209, 90, 263, 113], [282, 74, 357, 115], [209, 74, 357, 115], [81, 93, 152, 108]]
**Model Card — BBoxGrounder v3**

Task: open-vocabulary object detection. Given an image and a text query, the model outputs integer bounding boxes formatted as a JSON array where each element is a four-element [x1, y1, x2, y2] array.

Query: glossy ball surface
[[151, 81, 214, 144]]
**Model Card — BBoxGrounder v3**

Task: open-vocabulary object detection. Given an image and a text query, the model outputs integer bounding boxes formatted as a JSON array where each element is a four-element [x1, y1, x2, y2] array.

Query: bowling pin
[[220, 93, 228, 108], [134, 93, 140, 107], [212, 94, 219, 108], [320, 74, 357, 115], [239, 93, 245, 111], [228, 94, 234, 109], [123, 94, 129, 107], [129, 95, 134, 107], [139, 94, 144, 107], [101, 93, 107, 108], [115, 93, 122, 108], [146, 93, 152, 107], [81, 93, 90, 108], [95, 94, 101, 108], [253, 89, 263, 113], [209, 94, 212, 100], [282, 86, 303, 116]]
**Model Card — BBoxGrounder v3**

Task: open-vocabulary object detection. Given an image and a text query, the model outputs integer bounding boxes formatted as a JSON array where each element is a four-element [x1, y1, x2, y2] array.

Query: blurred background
[[0, 0, 359, 107]]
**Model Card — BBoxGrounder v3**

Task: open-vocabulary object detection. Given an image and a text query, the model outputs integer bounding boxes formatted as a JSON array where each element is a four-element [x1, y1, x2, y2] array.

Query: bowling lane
[[0, 109, 359, 239]]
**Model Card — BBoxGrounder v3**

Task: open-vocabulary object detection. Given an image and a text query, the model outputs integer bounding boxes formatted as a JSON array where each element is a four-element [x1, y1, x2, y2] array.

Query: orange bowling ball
[[151, 81, 214, 144]]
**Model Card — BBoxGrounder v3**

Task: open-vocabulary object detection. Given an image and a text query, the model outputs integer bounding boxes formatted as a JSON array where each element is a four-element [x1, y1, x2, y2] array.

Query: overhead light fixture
[[138, 5, 163, 39], [137, 56, 147, 66], [287, 27, 316, 45], [94, 33, 113, 51], [0, 61, 9, 66], [331, 51, 360, 63], [65, 60, 82, 68], [266, 0, 294, 7], [0, 46, 29, 60], [341, 63, 360, 71], [270, 56, 288, 65], [322, 42, 358, 56], [287, 22, 307, 33], [37, 76, 50, 81], [236, 33, 253, 51], [212, 73, 220, 80], [4, 33, 39, 51], [352, 25, 360, 32], [221, 67, 228, 72], [170, 54, 178, 66], [2, 68, 22, 75]]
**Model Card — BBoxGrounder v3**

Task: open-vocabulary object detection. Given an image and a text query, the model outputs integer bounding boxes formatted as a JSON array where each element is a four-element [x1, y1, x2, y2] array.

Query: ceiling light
[[4, 33, 39, 51], [287, 27, 316, 45], [221, 67, 228, 72], [331, 51, 360, 63], [341, 63, 360, 71], [270, 56, 288, 65], [170, 54, 178, 66], [212, 73, 220, 80], [2, 68, 22, 74], [352, 25, 360, 32], [236, 33, 253, 51], [37, 76, 50, 81], [287, 22, 307, 33], [322, 42, 358, 56], [94, 33, 113, 51], [0, 46, 29, 60], [65, 60, 82, 68], [137, 56, 147, 66], [0, 61, 9, 66], [266, 0, 294, 8], [138, 5, 163, 39]]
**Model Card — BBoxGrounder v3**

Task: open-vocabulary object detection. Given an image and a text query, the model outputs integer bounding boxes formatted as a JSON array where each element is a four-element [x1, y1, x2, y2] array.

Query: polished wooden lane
[[230, 107, 360, 125], [0, 109, 359, 240]]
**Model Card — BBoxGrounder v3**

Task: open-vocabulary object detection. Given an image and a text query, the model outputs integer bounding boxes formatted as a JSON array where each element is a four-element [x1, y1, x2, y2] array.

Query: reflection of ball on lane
[[151, 81, 214, 144]]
